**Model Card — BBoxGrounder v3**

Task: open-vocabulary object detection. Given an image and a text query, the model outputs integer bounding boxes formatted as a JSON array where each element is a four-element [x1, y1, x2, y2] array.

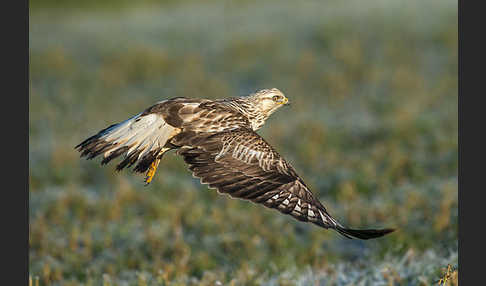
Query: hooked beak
[[283, 98, 290, 106]]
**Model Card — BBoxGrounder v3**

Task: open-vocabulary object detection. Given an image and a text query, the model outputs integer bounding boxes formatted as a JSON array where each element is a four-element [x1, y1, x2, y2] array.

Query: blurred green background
[[29, 0, 457, 285]]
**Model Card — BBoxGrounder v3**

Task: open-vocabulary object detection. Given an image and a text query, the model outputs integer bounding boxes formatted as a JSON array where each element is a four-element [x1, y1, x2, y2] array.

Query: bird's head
[[247, 88, 289, 116], [240, 88, 289, 130]]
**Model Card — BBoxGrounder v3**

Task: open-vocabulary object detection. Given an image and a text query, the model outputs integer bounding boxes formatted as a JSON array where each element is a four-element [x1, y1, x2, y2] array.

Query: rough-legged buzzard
[[76, 88, 394, 239]]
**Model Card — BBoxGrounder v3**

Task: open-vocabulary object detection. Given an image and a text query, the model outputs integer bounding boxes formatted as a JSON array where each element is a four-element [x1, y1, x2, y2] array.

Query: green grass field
[[29, 0, 457, 285]]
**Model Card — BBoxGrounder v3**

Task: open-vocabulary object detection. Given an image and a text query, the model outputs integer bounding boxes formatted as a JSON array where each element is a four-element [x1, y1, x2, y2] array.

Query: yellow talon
[[144, 158, 161, 185]]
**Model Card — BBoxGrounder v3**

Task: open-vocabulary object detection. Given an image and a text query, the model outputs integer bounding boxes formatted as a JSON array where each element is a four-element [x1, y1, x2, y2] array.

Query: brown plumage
[[76, 88, 394, 240]]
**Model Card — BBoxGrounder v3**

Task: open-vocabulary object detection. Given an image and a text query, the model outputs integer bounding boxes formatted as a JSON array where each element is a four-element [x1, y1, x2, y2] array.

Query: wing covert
[[173, 128, 341, 229], [142, 98, 252, 133]]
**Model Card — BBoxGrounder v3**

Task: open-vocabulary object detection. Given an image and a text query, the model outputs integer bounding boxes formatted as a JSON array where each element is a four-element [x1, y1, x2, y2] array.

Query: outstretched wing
[[172, 129, 394, 239]]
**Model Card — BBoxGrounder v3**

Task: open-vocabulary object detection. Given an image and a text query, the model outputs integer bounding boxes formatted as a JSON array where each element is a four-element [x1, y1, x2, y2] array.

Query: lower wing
[[172, 128, 395, 239]]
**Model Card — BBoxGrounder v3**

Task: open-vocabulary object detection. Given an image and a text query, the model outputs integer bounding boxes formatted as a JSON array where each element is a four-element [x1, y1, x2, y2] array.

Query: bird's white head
[[248, 88, 289, 115], [243, 88, 289, 130]]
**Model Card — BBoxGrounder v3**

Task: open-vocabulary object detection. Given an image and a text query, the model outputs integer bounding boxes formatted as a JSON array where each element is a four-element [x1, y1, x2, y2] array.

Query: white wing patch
[[308, 209, 315, 217], [294, 203, 302, 212]]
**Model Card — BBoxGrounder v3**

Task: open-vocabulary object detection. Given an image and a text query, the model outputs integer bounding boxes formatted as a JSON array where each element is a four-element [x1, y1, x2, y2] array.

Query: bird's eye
[[272, 95, 281, 102]]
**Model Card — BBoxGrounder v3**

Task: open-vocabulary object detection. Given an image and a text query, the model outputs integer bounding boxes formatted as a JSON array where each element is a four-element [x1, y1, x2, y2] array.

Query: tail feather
[[335, 226, 395, 240], [75, 112, 178, 173]]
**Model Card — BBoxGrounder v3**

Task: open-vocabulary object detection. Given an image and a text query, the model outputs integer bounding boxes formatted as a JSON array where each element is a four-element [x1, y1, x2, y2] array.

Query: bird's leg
[[144, 148, 170, 186], [144, 158, 161, 185]]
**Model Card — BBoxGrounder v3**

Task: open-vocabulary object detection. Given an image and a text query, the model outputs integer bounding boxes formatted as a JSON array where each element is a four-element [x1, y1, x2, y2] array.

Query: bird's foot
[[144, 158, 161, 186]]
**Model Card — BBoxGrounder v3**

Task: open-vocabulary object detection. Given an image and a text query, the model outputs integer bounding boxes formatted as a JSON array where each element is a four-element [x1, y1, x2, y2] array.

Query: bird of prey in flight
[[76, 88, 394, 240]]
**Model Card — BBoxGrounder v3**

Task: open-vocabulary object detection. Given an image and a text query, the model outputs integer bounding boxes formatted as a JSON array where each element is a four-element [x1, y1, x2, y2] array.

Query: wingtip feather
[[335, 226, 395, 240]]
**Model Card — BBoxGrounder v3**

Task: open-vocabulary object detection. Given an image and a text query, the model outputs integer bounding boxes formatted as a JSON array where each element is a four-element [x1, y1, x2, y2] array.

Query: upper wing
[[142, 98, 252, 132], [75, 97, 251, 173], [172, 129, 394, 239]]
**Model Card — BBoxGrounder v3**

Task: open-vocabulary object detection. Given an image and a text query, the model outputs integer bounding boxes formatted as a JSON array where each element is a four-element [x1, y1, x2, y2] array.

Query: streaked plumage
[[76, 88, 394, 239]]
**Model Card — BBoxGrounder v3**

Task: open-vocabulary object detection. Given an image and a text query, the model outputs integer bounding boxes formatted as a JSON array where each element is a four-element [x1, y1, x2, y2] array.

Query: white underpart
[[101, 113, 178, 159]]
